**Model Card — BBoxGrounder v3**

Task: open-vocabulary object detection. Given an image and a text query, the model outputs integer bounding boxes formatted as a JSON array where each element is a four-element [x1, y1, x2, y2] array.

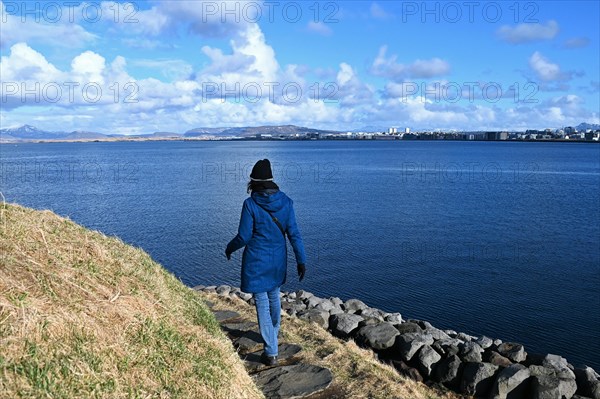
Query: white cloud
[[497, 20, 559, 44], [114, 0, 251, 39], [562, 37, 590, 49], [371, 46, 450, 80], [132, 59, 193, 81], [336, 63, 354, 86], [529, 51, 569, 82], [0, 42, 138, 110], [332, 63, 375, 107], [71, 51, 107, 85], [0, 42, 62, 81], [306, 21, 333, 36], [195, 23, 282, 103], [0, 0, 97, 48]]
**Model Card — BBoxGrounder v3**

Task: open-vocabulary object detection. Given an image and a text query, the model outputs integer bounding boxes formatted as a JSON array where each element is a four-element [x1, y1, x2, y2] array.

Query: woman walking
[[225, 159, 306, 366]]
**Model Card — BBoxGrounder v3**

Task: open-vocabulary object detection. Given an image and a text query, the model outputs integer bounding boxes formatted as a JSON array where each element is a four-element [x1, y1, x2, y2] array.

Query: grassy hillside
[[0, 203, 462, 399], [0, 203, 263, 399]]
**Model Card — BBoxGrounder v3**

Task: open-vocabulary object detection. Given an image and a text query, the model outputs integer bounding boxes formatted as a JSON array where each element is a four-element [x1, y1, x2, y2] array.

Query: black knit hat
[[250, 159, 273, 181]]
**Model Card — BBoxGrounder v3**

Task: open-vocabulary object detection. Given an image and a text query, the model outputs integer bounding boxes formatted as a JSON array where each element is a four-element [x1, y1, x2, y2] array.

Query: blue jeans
[[253, 286, 281, 356]]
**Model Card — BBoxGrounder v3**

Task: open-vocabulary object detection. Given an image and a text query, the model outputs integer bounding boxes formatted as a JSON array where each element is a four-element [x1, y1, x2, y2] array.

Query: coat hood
[[251, 190, 288, 213]]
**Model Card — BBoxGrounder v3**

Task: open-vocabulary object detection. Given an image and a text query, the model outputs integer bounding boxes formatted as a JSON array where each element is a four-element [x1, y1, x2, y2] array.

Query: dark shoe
[[260, 352, 278, 366]]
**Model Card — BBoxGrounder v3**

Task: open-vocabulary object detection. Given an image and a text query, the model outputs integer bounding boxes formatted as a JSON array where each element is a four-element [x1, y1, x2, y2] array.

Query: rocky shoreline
[[195, 285, 599, 399]]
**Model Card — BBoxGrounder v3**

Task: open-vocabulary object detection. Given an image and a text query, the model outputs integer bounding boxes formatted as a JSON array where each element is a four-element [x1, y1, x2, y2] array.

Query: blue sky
[[1, 0, 598, 133]]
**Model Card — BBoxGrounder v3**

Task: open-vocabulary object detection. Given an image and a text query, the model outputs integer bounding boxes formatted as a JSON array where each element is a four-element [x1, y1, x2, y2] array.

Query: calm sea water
[[1, 140, 599, 369]]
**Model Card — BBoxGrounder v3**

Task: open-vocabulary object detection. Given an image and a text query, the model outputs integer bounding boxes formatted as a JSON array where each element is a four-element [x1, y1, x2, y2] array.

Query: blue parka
[[226, 190, 306, 293]]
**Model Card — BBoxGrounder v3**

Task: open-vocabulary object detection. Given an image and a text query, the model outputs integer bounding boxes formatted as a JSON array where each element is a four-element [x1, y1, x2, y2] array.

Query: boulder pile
[[196, 285, 600, 399]]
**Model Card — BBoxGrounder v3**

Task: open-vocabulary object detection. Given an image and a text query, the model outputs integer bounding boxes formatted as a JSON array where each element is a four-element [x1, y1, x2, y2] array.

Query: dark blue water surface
[[1, 140, 599, 368]]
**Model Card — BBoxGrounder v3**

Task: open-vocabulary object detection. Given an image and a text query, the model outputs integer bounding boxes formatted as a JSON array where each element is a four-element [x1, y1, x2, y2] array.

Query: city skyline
[[1, 1, 599, 134]]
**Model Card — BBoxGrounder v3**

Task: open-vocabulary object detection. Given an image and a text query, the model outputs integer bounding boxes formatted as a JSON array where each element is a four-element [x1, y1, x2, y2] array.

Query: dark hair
[[247, 180, 279, 194]]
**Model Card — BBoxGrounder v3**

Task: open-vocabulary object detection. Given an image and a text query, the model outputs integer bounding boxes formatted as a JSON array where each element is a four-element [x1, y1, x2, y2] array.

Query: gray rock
[[329, 313, 364, 338], [459, 341, 484, 363], [296, 290, 314, 300], [329, 297, 344, 307], [216, 285, 231, 295], [315, 299, 336, 312], [203, 285, 217, 292], [445, 329, 458, 338], [291, 301, 307, 312], [433, 338, 461, 357], [532, 375, 577, 399], [220, 320, 258, 337], [425, 326, 450, 341], [457, 332, 475, 342], [460, 362, 499, 397], [192, 285, 205, 291], [487, 351, 514, 368], [329, 308, 344, 316], [238, 292, 253, 301], [297, 309, 329, 329], [408, 319, 431, 329], [287, 291, 297, 300], [432, 341, 449, 357], [494, 339, 503, 347], [498, 342, 527, 363], [243, 343, 303, 372], [433, 355, 463, 388], [574, 367, 600, 399], [475, 336, 494, 349], [542, 354, 569, 368], [232, 330, 263, 354], [530, 365, 578, 399], [415, 344, 442, 377], [344, 298, 368, 313], [212, 310, 240, 322], [394, 322, 423, 334], [306, 295, 323, 308], [358, 317, 381, 327], [356, 322, 399, 350], [395, 333, 435, 362], [360, 307, 385, 321], [541, 354, 576, 380], [490, 363, 531, 399], [281, 301, 297, 316], [385, 312, 403, 324], [253, 364, 334, 399]]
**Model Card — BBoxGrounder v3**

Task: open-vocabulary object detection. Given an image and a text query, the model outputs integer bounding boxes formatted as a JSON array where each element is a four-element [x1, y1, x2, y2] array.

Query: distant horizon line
[[2, 122, 600, 137]]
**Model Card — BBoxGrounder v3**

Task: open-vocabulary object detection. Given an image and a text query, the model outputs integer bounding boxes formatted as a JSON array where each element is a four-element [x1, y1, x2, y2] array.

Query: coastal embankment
[[196, 284, 600, 399], [0, 203, 460, 399]]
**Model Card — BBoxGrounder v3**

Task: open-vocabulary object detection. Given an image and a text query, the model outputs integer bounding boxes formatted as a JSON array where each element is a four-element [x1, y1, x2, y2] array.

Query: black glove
[[225, 249, 232, 260], [297, 264, 305, 282]]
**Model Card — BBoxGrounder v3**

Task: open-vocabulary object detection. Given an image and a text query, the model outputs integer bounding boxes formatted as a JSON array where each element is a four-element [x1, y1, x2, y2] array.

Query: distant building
[[405, 127, 410, 134], [564, 126, 577, 134], [388, 127, 397, 134], [485, 132, 508, 140]]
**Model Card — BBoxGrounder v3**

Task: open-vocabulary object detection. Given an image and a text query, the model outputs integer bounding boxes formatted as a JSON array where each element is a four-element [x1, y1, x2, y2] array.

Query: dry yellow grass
[[0, 203, 263, 399], [201, 291, 465, 399]]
